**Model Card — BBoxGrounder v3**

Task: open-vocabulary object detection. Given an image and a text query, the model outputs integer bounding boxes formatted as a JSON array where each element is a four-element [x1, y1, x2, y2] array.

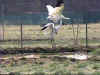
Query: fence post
[[1, 3, 5, 40], [2, 23, 5, 40], [86, 23, 88, 48], [20, 24, 23, 48]]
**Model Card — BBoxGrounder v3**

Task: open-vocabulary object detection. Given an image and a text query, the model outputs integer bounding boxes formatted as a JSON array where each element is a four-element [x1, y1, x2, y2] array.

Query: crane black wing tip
[[41, 27, 48, 31]]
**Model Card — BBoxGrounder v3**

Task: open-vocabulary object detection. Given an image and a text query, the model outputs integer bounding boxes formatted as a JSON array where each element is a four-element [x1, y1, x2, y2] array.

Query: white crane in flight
[[41, 0, 70, 34], [41, 0, 70, 48]]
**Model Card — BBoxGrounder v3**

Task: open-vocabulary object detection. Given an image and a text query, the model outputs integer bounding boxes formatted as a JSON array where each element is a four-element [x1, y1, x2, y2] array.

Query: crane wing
[[61, 15, 70, 19], [46, 5, 55, 15]]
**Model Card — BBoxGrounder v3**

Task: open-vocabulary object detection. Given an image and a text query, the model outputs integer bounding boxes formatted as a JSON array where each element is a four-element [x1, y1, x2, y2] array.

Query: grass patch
[[77, 62, 88, 68], [93, 71, 100, 75], [93, 63, 100, 70], [77, 71, 85, 75], [33, 72, 46, 75], [0, 24, 100, 48], [53, 70, 71, 75], [91, 48, 100, 55], [0, 56, 100, 74]]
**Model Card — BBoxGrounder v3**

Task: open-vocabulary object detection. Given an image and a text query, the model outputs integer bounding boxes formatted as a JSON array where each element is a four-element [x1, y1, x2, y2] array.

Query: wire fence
[[0, 13, 100, 49], [0, 19, 100, 49]]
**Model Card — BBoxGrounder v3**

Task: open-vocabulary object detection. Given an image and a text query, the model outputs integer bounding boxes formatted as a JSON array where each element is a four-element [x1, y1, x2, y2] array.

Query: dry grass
[[0, 23, 100, 74], [0, 23, 100, 48]]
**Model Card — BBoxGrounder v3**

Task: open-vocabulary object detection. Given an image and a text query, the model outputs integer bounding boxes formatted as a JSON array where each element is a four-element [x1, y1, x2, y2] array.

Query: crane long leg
[[60, 18, 62, 25], [54, 18, 63, 34], [50, 23, 56, 48]]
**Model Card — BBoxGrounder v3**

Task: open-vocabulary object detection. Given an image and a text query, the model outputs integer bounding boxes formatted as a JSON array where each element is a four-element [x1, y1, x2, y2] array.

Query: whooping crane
[[41, 0, 70, 34]]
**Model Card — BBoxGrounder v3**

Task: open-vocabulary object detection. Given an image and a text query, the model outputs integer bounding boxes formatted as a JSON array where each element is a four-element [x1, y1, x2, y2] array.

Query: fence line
[[20, 24, 23, 48], [0, 22, 100, 49]]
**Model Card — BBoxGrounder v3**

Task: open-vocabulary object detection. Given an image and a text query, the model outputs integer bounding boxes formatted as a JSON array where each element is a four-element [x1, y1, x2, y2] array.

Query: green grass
[[91, 48, 100, 55], [0, 53, 100, 74], [93, 72, 100, 75]]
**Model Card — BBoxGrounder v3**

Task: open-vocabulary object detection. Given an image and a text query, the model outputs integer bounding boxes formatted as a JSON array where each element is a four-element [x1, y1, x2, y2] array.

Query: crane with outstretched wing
[[41, 0, 70, 34]]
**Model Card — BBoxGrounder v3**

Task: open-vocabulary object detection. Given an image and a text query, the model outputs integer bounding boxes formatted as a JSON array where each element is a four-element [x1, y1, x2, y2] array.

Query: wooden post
[[76, 20, 80, 45], [0, 27, 1, 40], [86, 23, 88, 48], [2, 23, 5, 40], [1, 3, 5, 40], [71, 19, 75, 42], [85, 12, 88, 48], [20, 24, 23, 48]]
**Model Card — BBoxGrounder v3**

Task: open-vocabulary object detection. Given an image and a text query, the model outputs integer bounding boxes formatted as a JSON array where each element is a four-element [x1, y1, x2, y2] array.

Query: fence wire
[[0, 22, 100, 49], [0, 14, 100, 49]]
